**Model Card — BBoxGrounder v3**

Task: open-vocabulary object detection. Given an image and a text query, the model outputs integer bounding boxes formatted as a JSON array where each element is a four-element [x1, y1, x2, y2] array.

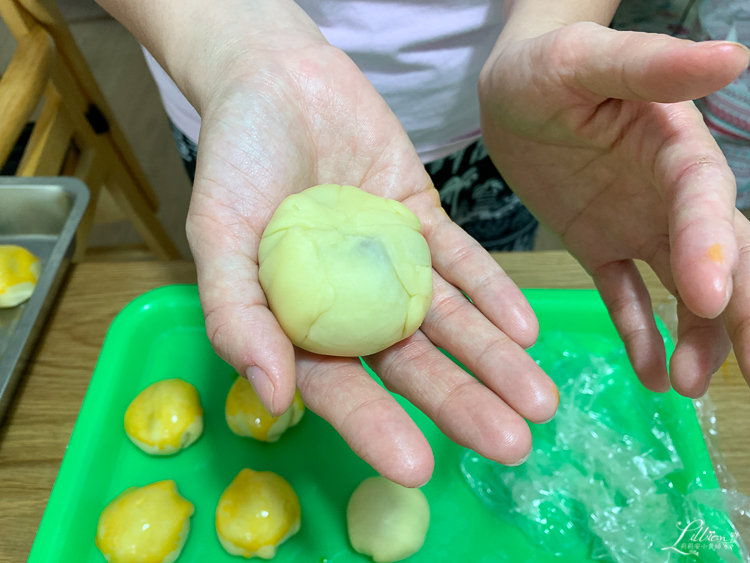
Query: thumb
[[186, 209, 297, 417], [556, 22, 749, 103]]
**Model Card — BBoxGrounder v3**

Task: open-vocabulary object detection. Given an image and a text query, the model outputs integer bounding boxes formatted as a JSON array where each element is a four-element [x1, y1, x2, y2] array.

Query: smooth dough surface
[[347, 476, 430, 562], [259, 184, 433, 357]]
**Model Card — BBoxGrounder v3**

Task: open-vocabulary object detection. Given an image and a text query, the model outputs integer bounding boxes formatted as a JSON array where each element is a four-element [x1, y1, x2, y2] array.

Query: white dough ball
[[347, 476, 430, 562], [258, 184, 433, 357]]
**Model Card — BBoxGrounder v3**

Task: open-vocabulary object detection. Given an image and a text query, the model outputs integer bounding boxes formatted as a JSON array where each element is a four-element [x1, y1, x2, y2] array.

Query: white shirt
[[144, 0, 504, 163]]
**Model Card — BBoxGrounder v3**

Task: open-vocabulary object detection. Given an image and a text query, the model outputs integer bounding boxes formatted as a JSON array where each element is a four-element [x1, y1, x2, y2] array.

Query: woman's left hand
[[479, 21, 750, 396]]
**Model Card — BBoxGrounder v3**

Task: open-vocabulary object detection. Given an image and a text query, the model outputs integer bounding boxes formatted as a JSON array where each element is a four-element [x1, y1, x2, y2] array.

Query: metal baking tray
[[0, 177, 89, 422]]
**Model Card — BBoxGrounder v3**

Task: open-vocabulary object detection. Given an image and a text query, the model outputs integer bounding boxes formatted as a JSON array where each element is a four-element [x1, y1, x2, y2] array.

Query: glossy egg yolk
[[225, 376, 304, 442], [96, 480, 194, 563], [124, 379, 203, 455], [216, 468, 301, 559], [0, 244, 41, 308]]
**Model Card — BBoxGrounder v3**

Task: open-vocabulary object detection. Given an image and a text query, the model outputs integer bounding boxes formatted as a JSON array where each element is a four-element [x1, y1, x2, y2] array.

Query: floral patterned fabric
[[614, 0, 750, 208]]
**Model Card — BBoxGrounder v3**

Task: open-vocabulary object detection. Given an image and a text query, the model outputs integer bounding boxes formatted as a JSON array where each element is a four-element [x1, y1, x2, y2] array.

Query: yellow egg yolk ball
[[124, 379, 203, 455], [0, 244, 41, 308], [96, 480, 194, 563], [216, 468, 301, 559], [225, 376, 305, 442]]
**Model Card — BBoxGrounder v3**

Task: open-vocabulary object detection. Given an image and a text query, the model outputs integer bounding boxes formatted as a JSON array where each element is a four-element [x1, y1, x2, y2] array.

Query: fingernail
[[416, 476, 432, 488], [245, 365, 275, 413], [723, 41, 750, 56], [507, 449, 532, 467], [706, 41, 750, 56]]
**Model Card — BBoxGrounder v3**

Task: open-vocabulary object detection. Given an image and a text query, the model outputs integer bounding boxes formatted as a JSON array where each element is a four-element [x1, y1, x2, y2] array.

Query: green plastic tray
[[28, 286, 721, 562]]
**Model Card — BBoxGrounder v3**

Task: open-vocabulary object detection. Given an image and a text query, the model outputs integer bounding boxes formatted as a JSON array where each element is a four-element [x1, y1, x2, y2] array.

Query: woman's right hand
[[98, 0, 559, 486]]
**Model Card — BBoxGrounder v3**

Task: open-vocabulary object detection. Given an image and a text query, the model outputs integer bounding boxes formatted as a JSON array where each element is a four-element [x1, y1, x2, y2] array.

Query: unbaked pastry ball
[[225, 375, 305, 442], [215, 468, 301, 559], [258, 184, 432, 357], [0, 244, 41, 308], [347, 476, 430, 562], [124, 379, 203, 455], [96, 480, 194, 563]]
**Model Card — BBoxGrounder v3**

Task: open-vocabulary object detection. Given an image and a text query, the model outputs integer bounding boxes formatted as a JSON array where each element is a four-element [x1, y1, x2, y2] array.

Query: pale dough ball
[[347, 476, 430, 562], [258, 184, 432, 357]]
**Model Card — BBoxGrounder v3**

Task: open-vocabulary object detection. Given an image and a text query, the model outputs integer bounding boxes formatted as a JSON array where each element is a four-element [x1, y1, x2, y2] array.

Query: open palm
[[481, 23, 750, 397], [186, 43, 558, 486]]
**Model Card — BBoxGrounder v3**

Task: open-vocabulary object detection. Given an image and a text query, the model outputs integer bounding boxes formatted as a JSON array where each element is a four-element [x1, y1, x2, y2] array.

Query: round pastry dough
[[96, 480, 194, 563], [215, 468, 301, 559], [0, 244, 41, 308], [258, 184, 432, 357], [124, 379, 203, 455], [347, 476, 430, 562], [225, 376, 305, 442]]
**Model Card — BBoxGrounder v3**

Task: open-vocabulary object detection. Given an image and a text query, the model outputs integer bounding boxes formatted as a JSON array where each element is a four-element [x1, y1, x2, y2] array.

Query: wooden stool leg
[[15, 0, 160, 210], [104, 171, 182, 260], [3, 0, 183, 261], [17, 85, 74, 176], [72, 148, 105, 262], [0, 26, 52, 164]]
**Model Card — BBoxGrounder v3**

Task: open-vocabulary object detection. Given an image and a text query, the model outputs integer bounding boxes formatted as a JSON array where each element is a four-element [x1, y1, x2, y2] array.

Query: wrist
[[479, 0, 621, 91], [96, 0, 327, 113], [496, 0, 621, 47]]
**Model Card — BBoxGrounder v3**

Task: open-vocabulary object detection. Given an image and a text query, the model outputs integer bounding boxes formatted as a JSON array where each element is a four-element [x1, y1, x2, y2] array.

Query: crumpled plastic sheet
[[461, 319, 750, 563], [660, 296, 750, 556]]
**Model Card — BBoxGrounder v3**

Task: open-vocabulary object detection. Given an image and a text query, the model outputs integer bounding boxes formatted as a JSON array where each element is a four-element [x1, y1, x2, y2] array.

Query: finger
[[295, 350, 433, 488], [669, 299, 731, 397], [722, 211, 750, 388], [369, 332, 533, 465], [421, 273, 558, 423], [592, 260, 670, 392], [648, 245, 732, 396], [406, 189, 539, 348], [186, 203, 296, 416], [654, 102, 738, 319], [557, 23, 749, 103]]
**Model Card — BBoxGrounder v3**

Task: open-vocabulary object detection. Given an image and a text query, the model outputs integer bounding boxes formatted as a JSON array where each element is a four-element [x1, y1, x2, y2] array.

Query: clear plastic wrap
[[461, 329, 749, 562], [658, 296, 750, 554]]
